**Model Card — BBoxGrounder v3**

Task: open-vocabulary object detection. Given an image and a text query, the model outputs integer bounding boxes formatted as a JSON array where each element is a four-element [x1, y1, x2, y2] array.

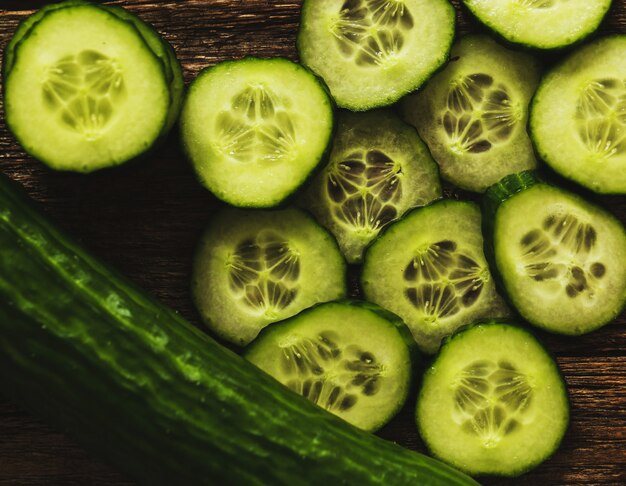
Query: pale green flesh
[[246, 302, 412, 432], [494, 184, 626, 334], [181, 58, 333, 207], [298, 0, 455, 110], [302, 110, 441, 263], [5, 6, 169, 172], [417, 323, 568, 476], [401, 35, 539, 192], [362, 201, 509, 354], [463, 0, 611, 49], [531, 36, 626, 194], [192, 209, 346, 346]]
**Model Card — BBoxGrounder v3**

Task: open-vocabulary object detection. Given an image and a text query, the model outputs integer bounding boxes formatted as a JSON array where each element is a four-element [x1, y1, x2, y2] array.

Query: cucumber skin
[[481, 171, 626, 334], [416, 320, 570, 477], [0, 173, 478, 486]]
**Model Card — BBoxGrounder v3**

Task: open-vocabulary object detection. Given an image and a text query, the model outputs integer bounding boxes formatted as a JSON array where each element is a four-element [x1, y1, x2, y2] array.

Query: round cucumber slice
[[192, 208, 347, 346], [462, 0, 612, 49], [401, 35, 540, 192], [301, 110, 441, 263], [245, 301, 416, 432], [180, 58, 334, 208], [484, 172, 626, 335], [297, 0, 455, 110], [417, 322, 569, 477], [4, 4, 170, 172], [361, 200, 509, 355], [530, 36, 626, 194]]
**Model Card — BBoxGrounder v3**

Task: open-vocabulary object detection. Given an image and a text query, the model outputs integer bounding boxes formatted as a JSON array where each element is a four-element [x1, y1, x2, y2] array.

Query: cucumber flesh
[[462, 0, 611, 49], [180, 58, 334, 207], [401, 35, 540, 192], [361, 200, 509, 354], [301, 110, 441, 263], [530, 36, 626, 194], [192, 208, 347, 346], [484, 172, 626, 334], [417, 321, 569, 476], [4, 4, 170, 172], [297, 0, 455, 110], [245, 301, 416, 432]]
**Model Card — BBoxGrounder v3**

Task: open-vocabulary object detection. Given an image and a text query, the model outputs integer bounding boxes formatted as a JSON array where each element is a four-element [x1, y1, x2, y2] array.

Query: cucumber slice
[[462, 0, 612, 49], [301, 110, 441, 263], [297, 0, 455, 110], [361, 200, 509, 354], [192, 208, 347, 346], [4, 4, 170, 172], [530, 36, 626, 194], [401, 35, 540, 192], [484, 171, 626, 335], [245, 301, 416, 432], [180, 58, 334, 207], [417, 321, 569, 477]]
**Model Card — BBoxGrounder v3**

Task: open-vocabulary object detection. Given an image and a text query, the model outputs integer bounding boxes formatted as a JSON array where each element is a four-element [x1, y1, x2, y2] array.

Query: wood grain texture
[[0, 0, 625, 484]]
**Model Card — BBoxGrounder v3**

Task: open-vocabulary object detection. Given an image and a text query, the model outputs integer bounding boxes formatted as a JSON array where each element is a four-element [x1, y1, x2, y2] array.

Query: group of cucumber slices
[[4, 0, 626, 480]]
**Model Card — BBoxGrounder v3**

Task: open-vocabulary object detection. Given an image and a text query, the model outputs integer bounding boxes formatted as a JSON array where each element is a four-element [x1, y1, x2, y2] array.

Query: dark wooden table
[[1, 1, 625, 484]]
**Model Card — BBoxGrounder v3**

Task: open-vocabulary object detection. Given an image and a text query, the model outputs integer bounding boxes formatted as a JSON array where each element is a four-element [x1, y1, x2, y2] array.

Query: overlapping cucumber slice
[[362, 200, 509, 354], [192, 208, 347, 346], [531, 36, 626, 194], [417, 321, 569, 476], [484, 172, 626, 334], [245, 301, 416, 432], [297, 0, 455, 110], [4, 2, 178, 172], [301, 110, 441, 263], [180, 58, 334, 207], [401, 35, 540, 192], [462, 0, 611, 49]]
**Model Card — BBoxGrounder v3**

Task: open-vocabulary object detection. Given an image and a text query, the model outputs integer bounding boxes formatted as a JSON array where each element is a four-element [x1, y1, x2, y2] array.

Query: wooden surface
[[1, 0, 625, 484]]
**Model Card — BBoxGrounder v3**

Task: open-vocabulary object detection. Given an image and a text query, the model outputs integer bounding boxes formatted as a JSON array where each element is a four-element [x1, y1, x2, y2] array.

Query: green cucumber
[[246, 300, 416, 432], [483, 171, 626, 334], [361, 200, 509, 354], [417, 321, 569, 476], [530, 36, 626, 194], [4, 3, 171, 172], [192, 208, 347, 346], [297, 0, 455, 110], [462, 0, 612, 49], [301, 110, 441, 263], [401, 35, 540, 192], [0, 172, 479, 486], [180, 58, 334, 208]]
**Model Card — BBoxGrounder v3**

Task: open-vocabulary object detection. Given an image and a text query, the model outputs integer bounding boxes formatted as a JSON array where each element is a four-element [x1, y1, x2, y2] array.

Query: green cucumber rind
[[4, 3, 171, 173], [0, 171, 479, 486], [296, 0, 456, 111], [461, 0, 613, 50], [529, 34, 626, 195], [244, 299, 420, 432], [180, 57, 335, 208], [482, 170, 626, 334], [416, 319, 570, 477]]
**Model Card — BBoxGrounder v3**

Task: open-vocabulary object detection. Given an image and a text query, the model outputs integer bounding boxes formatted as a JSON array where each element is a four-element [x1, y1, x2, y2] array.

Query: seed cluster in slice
[[531, 36, 626, 194], [462, 0, 612, 49], [362, 200, 509, 355], [417, 322, 569, 476], [245, 301, 416, 431], [484, 172, 626, 334], [302, 110, 441, 263], [298, 0, 455, 110], [402, 35, 539, 192], [192, 208, 346, 346], [180, 58, 333, 207]]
